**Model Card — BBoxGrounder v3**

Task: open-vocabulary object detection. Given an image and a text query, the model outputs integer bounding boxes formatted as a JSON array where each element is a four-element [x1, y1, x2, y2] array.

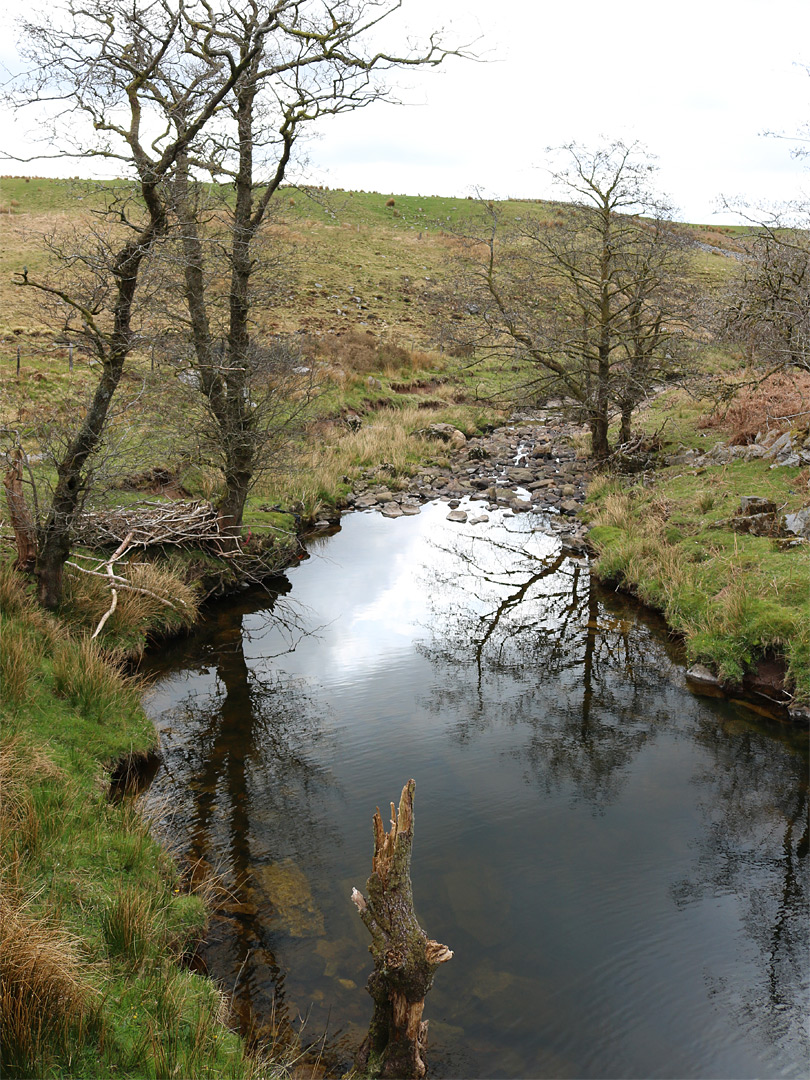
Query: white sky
[[1, 0, 808, 224]]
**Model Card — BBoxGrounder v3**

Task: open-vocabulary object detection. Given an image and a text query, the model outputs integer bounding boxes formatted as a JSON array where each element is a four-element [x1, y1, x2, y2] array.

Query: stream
[[141, 500, 809, 1079]]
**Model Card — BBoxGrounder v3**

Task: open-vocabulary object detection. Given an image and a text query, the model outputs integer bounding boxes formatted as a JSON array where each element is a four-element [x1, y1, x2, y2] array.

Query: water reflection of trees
[[143, 586, 339, 1039], [423, 522, 809, 1068], [419, 523, 680, 809], [673, 715, 809, 1066]]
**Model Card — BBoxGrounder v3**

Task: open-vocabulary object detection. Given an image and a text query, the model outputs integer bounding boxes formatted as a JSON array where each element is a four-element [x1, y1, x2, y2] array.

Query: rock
[[418, 422, 467, 448], [771, 453, 802, 468], [381, 503, 403, 518], [784, 507, 810, 537], [468, 514, 489, 525], [764, 432, 792, 459], [446, 510, 468, 522], [738, 496, 777, 516], [400, 503, 421, 516], [559, 499, 581, 514], [731, 512, 779, 536], [376, 491, 395, 504], [788, 704, 810, 726], [506, 467, 535, 484], [256, 861, 324, 937], [686, 664, 723, 688]]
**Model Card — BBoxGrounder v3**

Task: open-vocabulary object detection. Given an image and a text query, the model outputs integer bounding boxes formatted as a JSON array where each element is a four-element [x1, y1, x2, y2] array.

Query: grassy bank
[[0, 564, 289, 1078], [585, 373, 810, 706]]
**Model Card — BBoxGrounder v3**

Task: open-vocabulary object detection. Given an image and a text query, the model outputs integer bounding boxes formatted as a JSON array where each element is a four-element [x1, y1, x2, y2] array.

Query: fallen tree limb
[[73, 500, 236, 553], [91, 532, 134, 640]]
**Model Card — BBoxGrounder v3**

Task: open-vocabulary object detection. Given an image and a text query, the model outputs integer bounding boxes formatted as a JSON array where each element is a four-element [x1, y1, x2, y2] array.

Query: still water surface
[[142, 503, 809, 1079]]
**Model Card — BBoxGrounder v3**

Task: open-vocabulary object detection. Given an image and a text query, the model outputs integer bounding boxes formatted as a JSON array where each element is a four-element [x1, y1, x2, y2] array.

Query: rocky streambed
[[337, 416, 593, 553]]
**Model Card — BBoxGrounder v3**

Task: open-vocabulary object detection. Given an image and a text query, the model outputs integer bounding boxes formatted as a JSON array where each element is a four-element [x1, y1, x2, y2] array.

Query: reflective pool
[[142, 502, 809, 1078]]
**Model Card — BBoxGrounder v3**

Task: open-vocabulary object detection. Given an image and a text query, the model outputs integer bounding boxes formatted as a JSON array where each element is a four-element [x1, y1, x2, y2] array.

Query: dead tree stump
[[351, 779, 452, 1079]]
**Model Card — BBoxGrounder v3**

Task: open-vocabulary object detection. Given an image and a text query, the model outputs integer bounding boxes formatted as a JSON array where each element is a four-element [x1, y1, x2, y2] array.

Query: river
[[141, 500, 809, 1079]]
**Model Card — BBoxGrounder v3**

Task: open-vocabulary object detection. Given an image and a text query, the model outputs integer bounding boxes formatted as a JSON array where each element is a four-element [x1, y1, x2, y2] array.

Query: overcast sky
[[1, 0, 807, 223]]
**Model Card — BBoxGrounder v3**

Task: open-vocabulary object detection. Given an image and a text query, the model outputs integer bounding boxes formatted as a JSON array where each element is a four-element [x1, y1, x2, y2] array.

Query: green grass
[[585, 457, 810, 701], [0, 566, 282, 1078]]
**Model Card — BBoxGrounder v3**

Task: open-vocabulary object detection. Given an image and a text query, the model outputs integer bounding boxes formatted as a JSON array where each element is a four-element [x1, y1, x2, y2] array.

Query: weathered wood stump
[[351, 779, 452, 1079]]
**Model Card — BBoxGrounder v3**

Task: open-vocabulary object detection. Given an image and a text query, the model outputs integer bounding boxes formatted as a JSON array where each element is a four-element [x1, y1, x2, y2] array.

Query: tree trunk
[[619, 404, 633, 446], [589, 412, 610, 458], [3, 450, 37, 572], [352, 780, 452, 1079]]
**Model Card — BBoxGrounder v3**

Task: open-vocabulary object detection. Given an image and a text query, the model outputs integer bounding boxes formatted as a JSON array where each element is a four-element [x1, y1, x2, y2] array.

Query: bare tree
[[8, 0, 464, 601], [8, 0, 281, 607], [157, 0, 460, 536], [454, 142, 692, 457], [719, 203, 810, 372]]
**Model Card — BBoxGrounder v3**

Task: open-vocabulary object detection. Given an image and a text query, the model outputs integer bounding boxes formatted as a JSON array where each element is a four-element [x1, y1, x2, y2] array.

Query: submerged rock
[[256, 860, 325, 937]]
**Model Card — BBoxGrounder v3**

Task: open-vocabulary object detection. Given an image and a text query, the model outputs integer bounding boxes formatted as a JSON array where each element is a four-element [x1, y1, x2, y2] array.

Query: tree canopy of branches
[[720, 204, 810, 372], [8, 0, 461, 604], [456, 141, 693, 457], [159, 0, 457, 536]]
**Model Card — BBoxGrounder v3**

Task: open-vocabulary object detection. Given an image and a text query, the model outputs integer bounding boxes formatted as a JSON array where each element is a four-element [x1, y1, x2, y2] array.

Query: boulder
[[784, 507, 810, 538], [686, 664, 723, 688], [738, 496, 777, 516], [418, 423, 467, 449]]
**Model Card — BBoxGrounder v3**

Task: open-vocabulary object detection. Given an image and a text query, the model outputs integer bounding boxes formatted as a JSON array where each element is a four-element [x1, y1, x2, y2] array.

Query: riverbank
[[0, 563, 289, 1078]]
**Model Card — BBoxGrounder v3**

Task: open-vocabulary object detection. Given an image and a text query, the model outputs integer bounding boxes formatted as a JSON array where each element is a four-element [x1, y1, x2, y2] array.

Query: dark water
[[142, 502, 809, 1079]]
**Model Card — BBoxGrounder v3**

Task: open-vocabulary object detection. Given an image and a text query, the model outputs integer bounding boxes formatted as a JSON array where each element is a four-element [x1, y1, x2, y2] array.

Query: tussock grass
[[51, 636, 143, 722], [0, 619, 41, 708], [256, 403, 494, 522], [0, 614, 282, 1078], [61, 558, 200, 656], [0, 892, 99, 1076]]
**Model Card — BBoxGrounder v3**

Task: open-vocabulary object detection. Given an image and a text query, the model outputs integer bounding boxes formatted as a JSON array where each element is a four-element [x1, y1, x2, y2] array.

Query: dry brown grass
[[61, 557, 199, 650], [0, 892, 97, 1072], [0, 736, 96, 1073], [0, 620, 40, 709], [699, 370, 810, 444]]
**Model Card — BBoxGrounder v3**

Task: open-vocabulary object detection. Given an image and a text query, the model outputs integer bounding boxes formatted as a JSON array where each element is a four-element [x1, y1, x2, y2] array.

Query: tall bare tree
[[8, 0, 463, 601], [455, 142, 692, 457], [9, 0, 281, 606], [719, 203, 810, 372], [161, 0, 458, 536]]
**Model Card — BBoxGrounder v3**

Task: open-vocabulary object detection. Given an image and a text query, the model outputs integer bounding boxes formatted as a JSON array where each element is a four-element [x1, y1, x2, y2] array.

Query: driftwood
[[3, 450, 37, 571], [90, 531, 135, 640], [352, 780, 452, 1079], [73, 500, 234, 553]]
